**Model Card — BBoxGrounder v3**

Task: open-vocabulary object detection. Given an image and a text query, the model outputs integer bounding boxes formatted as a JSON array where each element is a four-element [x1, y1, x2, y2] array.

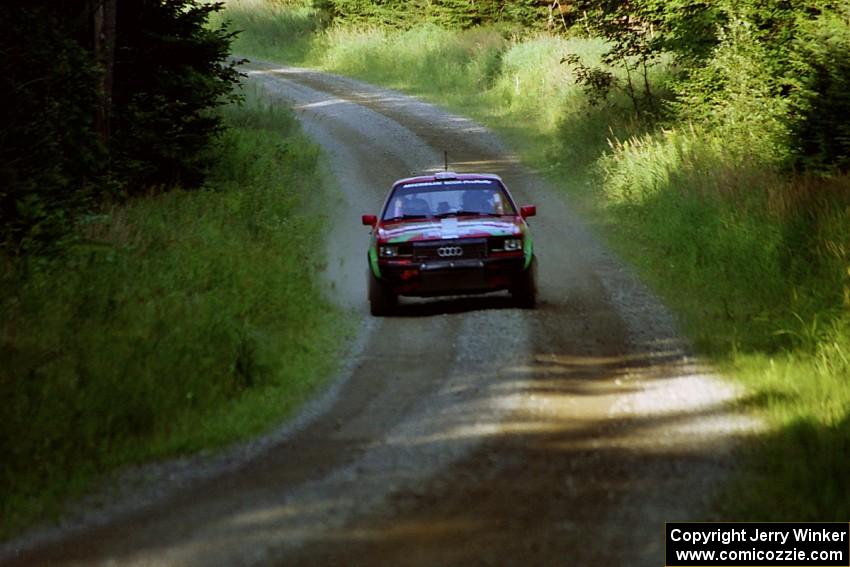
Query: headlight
[[379, 245, 398, 257], [504, 238, 522, 251]]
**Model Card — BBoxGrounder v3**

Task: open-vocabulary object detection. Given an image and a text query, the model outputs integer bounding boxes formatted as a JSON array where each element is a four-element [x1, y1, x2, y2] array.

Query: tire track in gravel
[[0, 62, 758, 567]]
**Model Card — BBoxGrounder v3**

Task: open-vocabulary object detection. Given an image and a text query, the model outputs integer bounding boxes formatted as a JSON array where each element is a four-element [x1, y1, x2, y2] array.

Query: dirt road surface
[[1, 63, 757, 566]]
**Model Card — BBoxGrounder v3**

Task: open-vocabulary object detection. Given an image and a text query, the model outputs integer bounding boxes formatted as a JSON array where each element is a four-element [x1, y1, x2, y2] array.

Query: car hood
[[377, 217, 523, 243]]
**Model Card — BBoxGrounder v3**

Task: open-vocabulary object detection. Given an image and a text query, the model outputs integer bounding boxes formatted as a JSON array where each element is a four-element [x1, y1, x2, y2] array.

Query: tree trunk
[[92, 0, 116, 142]]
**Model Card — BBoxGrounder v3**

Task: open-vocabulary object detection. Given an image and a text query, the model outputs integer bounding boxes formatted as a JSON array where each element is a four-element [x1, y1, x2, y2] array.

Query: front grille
[[413, 239, 487, 261]]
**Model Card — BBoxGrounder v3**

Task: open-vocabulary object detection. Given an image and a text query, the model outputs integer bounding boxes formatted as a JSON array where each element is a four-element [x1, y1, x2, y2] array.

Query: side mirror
[[520, 205, 536, 219], [361, 214, 377, 227]]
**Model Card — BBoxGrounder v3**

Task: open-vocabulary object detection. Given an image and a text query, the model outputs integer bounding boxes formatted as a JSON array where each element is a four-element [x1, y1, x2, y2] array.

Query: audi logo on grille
[[437, 246, 464, 258]]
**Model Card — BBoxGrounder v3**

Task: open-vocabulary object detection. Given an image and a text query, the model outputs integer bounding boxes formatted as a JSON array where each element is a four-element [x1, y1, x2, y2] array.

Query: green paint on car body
[[368, 247, 381, 278], [523, 232, 534, 269], [387, 232, 425, 244]]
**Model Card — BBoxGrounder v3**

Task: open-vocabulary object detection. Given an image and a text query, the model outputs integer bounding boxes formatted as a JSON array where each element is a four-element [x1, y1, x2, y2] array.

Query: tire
[[511, 256, 537, 309], [368, 269, 397, 316]]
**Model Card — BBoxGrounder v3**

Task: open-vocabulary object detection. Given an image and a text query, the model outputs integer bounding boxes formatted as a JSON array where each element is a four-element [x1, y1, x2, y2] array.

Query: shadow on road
[[391, 293, 517, 318], [1, 329, 756, 567]]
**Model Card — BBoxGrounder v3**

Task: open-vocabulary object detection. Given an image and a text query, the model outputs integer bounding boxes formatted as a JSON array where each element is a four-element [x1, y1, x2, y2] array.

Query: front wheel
[[510, 257, 537, 309], [368, 270, 397, 316]]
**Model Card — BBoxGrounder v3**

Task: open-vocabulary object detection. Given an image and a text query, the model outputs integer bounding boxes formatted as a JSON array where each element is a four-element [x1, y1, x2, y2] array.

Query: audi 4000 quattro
[[361, 172, 537, 316]]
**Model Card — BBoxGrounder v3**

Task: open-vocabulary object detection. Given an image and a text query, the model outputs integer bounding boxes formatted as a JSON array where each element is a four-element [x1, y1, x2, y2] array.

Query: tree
[[109, 0, 242, 190], [0, 3, 104, 252], [562, 0, 666, 116], [0, 0, 241, 253], [93, 0, 117, 141]]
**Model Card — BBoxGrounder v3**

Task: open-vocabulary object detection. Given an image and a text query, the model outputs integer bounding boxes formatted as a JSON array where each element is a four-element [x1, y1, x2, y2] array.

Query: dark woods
[[0, 1, 241, 254]]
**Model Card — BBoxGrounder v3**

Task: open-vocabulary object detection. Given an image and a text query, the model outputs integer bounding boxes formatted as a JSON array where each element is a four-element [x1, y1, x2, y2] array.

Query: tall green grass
[[220, 1, 624, 160], [311, 23, 674, 202], [221, 2, 850, 520], [0, 87, 350, 538], [313, 25, 627, 161], [598, 127, 850, 519], [212, 0, 321, 63], [223, 3, 659, 177]]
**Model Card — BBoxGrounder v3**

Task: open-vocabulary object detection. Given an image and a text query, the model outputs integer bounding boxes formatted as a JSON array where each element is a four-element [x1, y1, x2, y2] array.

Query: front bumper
[[378, 255, 526, 297]]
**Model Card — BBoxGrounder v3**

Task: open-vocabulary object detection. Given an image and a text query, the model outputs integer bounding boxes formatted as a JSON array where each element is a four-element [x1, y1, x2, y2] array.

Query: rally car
[[361, 171, 537, 316]]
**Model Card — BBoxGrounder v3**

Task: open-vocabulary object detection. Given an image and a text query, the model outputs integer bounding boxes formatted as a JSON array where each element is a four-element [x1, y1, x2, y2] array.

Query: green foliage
[[729, 409, 850, 521], [299, 23, 611, 151], [645, 0, 726, 63], [0, 5, 105, 253], [672, 21, 794, 167], [594, 115, 850, 523], [564, 0, 850, 172], [110, 0, 243, 190], [313, 25, 509, 94], [241, 5, 850, 521], [315, 0, 547, 30], [663, 2, 849, 171], [564, 0, 673, 117], [560, 53, 617, 106], [575, 6, 850, 519], [211, 0, 321, 64], [789, 7, 850, 171], [0, 92, 346, 538], [1, 1, 242, 253]]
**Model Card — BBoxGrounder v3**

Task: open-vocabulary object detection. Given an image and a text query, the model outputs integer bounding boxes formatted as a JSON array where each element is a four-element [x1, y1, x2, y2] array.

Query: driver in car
[[462, 188, 504, 214], [388, 195, 431, 218]]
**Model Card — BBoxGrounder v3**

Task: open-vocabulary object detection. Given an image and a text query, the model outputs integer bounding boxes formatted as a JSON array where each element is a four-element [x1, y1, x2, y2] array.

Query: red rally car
[[361, 172, 537, 316]]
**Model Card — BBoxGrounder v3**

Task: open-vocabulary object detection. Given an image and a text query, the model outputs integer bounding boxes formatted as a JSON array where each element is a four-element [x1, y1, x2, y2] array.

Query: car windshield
[[382, 179, 516, 221]]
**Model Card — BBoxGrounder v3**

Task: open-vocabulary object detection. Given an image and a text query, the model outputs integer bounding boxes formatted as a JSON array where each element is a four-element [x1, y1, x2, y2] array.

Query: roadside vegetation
[[1, 2, 346, 539], [0, 87, 347, 540], [221, 0, 850, 520]]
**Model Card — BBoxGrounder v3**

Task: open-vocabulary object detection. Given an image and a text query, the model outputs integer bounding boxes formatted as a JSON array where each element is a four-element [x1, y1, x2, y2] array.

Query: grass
[[220, 1, 850, 522], [596, 126, 850, 520], [214, 0, 321, 63], [0, 86, 352, 538], [218, 1, 628, 161]]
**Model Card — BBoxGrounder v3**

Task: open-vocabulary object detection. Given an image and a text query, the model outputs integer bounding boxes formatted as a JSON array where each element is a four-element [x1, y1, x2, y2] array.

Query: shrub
[[671, 21, 793, 169], [0, 93, 342, 537], [790, 7, 850, 171]]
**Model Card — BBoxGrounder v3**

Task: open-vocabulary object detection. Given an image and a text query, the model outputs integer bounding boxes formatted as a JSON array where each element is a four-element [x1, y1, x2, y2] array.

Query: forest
[[1, 0, 240, 253], [1, 0, 343, 537], [2, 0, 849, 541]]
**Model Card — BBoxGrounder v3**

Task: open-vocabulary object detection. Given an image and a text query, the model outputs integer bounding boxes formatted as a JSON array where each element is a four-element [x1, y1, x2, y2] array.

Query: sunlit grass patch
[[212, 0, 320, 64], [594, 124, 850, 520]]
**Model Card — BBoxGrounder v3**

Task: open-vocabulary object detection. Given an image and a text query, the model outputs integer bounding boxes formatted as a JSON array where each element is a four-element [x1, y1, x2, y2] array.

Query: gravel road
[[1, 62, 758, 566]]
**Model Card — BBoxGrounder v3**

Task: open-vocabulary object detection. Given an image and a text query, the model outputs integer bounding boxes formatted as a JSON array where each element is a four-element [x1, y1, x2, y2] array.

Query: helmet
[[461, 189, 492, 213]]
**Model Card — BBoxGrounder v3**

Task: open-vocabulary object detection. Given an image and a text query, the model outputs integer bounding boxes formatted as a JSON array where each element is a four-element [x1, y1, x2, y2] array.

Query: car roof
[[392, 172, 503, 188]]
